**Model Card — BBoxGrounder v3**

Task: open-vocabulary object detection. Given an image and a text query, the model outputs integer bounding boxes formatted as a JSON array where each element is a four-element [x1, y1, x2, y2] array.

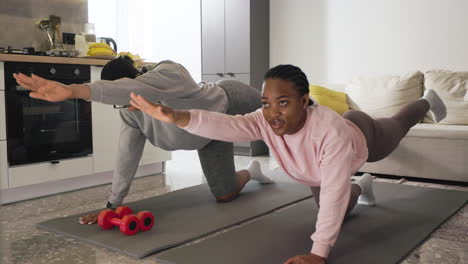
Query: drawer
[[8, 156, 93, 188]]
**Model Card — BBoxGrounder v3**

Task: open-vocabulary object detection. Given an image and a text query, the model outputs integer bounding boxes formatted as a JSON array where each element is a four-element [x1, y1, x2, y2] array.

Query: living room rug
[[156, 182, 468, 264], [36, 170, 312, 259]]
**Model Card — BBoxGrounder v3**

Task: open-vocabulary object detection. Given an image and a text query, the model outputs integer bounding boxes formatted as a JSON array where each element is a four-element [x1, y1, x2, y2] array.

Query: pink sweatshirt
[[183, 105, 368, 258]]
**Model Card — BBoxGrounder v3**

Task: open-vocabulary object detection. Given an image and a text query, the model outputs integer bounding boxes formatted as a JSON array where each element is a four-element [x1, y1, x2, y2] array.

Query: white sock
[[356, 173, 375, 206], [422, 89, 447, 123], [247, 160, 274, 184]]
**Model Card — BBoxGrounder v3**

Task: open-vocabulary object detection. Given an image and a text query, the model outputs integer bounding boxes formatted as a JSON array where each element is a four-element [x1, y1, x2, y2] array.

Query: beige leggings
[[311, 99, 430, 213]]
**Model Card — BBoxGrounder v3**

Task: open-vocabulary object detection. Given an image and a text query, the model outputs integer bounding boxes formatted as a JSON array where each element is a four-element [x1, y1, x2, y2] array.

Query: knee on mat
[[215, 191, 239, 203]]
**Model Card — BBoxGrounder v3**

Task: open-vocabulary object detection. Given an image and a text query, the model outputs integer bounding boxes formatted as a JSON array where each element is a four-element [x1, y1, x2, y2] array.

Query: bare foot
[[216, 170, 251, 203], [79, 213, 98, 224]]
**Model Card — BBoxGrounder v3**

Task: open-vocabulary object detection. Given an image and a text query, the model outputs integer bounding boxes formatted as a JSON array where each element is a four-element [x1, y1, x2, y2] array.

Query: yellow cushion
[[309, 85, 349, 115]]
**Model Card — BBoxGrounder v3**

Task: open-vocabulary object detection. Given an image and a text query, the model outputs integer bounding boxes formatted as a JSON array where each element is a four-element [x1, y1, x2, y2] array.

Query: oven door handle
[[16, 85, 28, 91]]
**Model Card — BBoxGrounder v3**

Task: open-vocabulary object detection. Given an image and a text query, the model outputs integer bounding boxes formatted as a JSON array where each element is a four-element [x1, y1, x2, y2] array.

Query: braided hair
[[264, 64, 313, 106], [101, 55, 139, 81]]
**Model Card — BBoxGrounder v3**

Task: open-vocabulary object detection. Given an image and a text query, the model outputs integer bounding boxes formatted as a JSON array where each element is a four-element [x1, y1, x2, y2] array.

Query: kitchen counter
[[0, 54, 148, 67]]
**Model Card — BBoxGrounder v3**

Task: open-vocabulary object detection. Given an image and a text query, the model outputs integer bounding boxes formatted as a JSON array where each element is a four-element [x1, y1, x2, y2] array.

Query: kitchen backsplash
[[0, 0, 88, 50]]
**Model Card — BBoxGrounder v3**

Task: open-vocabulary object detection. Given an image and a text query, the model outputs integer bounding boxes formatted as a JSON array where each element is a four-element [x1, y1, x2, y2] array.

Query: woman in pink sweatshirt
[[129, 64, 446, 263]]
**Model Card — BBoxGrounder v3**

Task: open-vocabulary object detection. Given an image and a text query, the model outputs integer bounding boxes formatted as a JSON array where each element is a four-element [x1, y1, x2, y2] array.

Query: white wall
[[270, 0, 327, 84], [271, 0, 468, 83]]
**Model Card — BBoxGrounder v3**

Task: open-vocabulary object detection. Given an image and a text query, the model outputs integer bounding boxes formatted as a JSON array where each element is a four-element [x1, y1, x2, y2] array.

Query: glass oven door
[[4, 62, 93, 166]]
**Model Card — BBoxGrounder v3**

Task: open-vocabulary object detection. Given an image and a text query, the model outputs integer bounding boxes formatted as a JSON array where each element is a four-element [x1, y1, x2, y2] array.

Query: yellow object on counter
[[88, 42, 114, 51], [87, 47, 115, 57]]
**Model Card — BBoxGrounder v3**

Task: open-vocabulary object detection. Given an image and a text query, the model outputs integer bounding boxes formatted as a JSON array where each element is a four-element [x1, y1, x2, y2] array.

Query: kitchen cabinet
[[90, 66, 121, 173], [8, 156, 93, 188], [201, 0, 269, 90], [201, 0, 269, 156]]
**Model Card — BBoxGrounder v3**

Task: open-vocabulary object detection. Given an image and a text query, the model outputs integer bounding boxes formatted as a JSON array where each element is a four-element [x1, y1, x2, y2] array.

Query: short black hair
[[101, 55, 139, 80], [264, 64, 313, 105]]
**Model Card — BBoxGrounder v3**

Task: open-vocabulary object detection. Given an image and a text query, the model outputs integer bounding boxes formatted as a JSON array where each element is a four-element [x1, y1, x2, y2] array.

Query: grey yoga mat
[[157, 182, 468, 264], [37, 170, 312, 259]]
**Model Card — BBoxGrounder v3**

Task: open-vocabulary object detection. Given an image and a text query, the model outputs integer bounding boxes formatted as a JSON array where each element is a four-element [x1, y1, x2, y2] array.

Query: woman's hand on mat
[[284, 253, 326, 264], [129, 92, 191, 127], [79, 213, 98, 224]]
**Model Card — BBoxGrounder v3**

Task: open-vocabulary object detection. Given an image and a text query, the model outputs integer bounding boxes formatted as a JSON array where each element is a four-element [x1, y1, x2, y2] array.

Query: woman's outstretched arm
[[129, 92, 263, 143], [13, 73, 90, 101]]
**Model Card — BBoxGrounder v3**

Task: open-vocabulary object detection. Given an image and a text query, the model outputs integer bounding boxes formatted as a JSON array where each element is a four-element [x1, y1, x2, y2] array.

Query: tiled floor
[[0, 151, 466, 264]]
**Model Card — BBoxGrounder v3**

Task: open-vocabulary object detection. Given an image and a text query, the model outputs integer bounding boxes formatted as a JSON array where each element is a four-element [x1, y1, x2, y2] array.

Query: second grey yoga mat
[[157, 182, 468, 264], [37, 170, 311, 258]]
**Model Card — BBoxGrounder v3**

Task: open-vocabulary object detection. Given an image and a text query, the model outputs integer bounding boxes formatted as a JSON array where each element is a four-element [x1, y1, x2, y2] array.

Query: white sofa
[[326, 70, 468, 183]]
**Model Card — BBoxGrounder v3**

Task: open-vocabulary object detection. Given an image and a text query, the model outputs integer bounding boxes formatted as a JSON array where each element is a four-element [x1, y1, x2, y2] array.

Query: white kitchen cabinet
[[225, 0, 250, 74], [201, 0, 269, 90], [202, 73, 251, 86], [90, 66, 120, 173], [0, 141, 7, 189], [201, 0, 225, 75], [8, 156, 93, 188], [201, 0, 269, 156]]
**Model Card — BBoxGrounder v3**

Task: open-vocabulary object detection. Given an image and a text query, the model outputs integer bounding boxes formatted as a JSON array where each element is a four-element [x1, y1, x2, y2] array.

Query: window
[[88, 0, 201, 82]]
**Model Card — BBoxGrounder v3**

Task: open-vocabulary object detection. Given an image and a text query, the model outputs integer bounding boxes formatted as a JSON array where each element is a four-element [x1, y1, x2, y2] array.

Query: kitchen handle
[[226, 72, 235, 77], [216, 73, 224, 77], [50, 160, 60, 164], [16, 85, 28, 91]]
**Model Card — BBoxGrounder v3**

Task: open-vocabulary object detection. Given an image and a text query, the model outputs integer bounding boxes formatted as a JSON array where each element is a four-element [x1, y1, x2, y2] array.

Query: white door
[[225, 0, 250, 74], [201, 0, 225, 75]]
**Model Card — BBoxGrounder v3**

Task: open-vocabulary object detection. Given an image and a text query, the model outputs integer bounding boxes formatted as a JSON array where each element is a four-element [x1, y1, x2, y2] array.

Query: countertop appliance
[[4, 62, 93, 166]]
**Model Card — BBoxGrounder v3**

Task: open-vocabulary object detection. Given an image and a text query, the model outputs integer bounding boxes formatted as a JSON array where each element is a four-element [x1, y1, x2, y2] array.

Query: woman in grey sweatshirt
[[13, 56, 272, 224]]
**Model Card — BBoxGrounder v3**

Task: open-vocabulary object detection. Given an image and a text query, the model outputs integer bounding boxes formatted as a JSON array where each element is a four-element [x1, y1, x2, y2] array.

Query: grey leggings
[[198, 80, 262, 198], [312, 99, 430, 216]]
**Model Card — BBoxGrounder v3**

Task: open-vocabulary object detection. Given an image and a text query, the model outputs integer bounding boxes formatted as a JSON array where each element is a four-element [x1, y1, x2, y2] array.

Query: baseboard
[[0, 162, 165, 205]]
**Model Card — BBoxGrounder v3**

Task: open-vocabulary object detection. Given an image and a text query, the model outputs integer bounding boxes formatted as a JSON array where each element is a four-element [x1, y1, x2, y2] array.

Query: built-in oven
[[4, 62, 92, 166]]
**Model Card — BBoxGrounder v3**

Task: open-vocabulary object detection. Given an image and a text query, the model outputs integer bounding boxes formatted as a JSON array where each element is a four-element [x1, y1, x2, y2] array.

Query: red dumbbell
[[98, 209, 140, 235], [114, 206, 133, 218], [136, 211, 155, 231], [114, 206, 155, 232]]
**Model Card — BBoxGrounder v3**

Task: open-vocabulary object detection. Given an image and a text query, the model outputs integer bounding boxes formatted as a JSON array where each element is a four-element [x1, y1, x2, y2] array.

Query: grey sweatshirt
[[88, 60, 228, 205]]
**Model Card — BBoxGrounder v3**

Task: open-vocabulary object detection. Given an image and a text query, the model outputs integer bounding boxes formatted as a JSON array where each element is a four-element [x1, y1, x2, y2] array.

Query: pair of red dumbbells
[[97, 206, 155, 236]]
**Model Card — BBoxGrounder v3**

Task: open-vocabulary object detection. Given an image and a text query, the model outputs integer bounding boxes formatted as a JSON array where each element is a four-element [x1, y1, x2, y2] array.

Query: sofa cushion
[[345, 71, 424, 118], [309, 85, 349, 115], [423, 70, 468, 125], [407, 123, 468, 140]]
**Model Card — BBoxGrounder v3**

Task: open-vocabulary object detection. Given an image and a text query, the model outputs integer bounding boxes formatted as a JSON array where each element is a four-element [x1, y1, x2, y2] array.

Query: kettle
[[98, 37, 117, 52]]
